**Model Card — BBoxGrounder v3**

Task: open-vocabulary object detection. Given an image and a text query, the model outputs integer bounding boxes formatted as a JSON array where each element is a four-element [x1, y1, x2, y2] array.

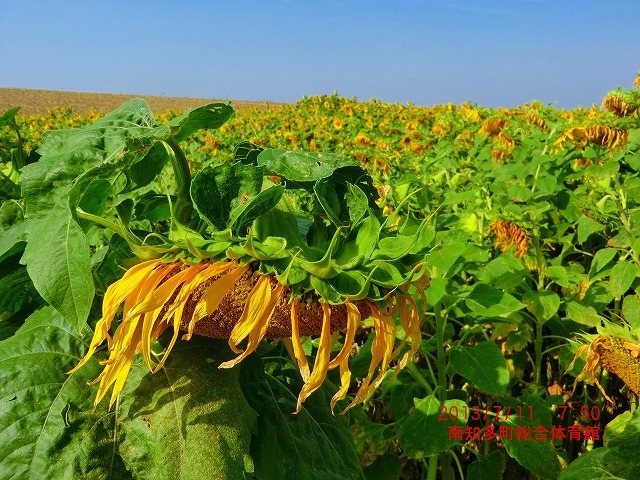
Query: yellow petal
[[163, 261, 233, 319], [125, 264, 205, 322], [290, 297, 310, 382], [183, 265, 248, 340], [343, 301, 396, 412], [330, 356, 352, 415], [219, 279, 285, 368], [328, 301, 359, 370], [139, 266, 203, 370], [389, 297, 421, 380], [67, 260, 160, 375], [225, 275, 273, 354], [294, 301, 332, 414]]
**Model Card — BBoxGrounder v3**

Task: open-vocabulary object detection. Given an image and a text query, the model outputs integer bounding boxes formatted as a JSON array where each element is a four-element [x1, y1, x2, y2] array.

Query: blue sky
[[1, 0, 639, 109]]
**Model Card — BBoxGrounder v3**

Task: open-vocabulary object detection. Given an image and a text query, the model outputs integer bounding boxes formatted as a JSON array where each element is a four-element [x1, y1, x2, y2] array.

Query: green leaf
[[345, 182, 368, 227], [239, 355, 363, 480], [116, 337, 255, 480], [449, 342, 509, 395], [522, 290, 560, 323], [0, 267, 40, 316], [558, 443, 640, 480], [608, 260, 639, 298], [0, 307, 124, 479], [499, 395, 561, 480], [313, 177, 344, 226], [465, 283, 525, 318], [546, 265, 570, 288], [229, 184, 286, 235], [564, 300, 603, 327], [0, 307, 254, 480], [559, 410, 640, 480], [169, 102, 234, 143], [335, 215, 380, 269], [466, 451, 506, 480], [397, 394, 467, 459], [0, 221, 27, 262], [424, 276, 447, 305], [257, 149, 358, 182], [427, 240, 465, 278], [234, 140, 264, 165], [577, 214, 605, 243], [363, 453, 401, 480], [190, 162, 263, 231], [623, 295, 640, 329], [588, 247, 618, 279], [21, 213, 94, 332]]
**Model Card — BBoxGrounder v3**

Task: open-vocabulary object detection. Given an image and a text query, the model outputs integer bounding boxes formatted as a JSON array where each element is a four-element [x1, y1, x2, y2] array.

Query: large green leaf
[[559, 409, 640, 480], [228, 185, 286, 235], [465, 283, 525, 318], [449, 342, 509, 396], [397, 394, 467, 459], [498, 395, 561, 480], [21, 212, 94, 333], [257, 149, 358, 182], [18, 99, 233, 331], [0, 307, 255, 480], [608, 260, 639, 298], [190, 162, 263, 231], [239, 355, 363, 480], [521, 290, 560, 324], [466, 451, 506, 480]]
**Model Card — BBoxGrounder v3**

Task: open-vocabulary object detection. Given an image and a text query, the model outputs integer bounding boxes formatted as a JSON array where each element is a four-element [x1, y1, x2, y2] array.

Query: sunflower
[[602, 93, 636, 117], [567, 327, 640, 402], [480, 118, 507, 136], [71, 145, 429, 415], [551, 125, 628, 153], [488, 220, 529, 259], [525, 112, 549, 131]]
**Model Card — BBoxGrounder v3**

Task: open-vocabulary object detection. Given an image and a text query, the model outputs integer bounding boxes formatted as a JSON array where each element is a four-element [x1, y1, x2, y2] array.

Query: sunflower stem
[[426, 455, 438, 480], [406, 361, 434, 394], [434, 301, 447, 402], [163, 138, 193, 226], [76, 207, 122, 233], [533, 236, 546, 386]]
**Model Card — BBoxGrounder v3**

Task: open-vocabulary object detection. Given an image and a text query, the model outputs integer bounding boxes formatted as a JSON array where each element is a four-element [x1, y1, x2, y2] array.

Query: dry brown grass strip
[[0, 87, 286, 116]]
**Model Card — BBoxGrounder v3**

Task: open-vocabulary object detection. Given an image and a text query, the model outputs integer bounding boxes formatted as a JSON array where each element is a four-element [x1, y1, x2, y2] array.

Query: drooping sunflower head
[[602, 92, 637, 117], [566, 321, 640, 402], [71, 145, 431, 414], [480, 118, 507, 136], [488, 219, 529, 259], [551, 124, 629, 153]]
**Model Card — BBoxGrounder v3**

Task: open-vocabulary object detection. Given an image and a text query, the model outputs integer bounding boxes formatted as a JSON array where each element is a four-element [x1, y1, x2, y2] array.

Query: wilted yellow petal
[[219, 279, 285, 368], [295, 301, 332, 414], [139, 266, 203, 370], [330, 356, 352, 415], [343, 301, 396, 412], [183, 265, 248, 340], [126, 264, 205, 322], [290, 297, 310, 382], [328, 301, 359, 370], [67, 260, 162, 375], [225, 275, 273, 354]]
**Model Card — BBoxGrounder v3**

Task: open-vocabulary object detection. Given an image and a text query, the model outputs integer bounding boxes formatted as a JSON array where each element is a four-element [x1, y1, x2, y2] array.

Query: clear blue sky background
[[1, 0, 639, 109]]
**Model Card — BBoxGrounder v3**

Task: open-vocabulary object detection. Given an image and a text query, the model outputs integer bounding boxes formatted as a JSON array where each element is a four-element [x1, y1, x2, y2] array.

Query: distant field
[[0, 88, 286, 116]]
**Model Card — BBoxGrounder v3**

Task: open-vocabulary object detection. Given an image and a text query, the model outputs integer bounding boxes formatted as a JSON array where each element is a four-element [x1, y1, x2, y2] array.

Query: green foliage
[[1, 74, 640, 479], [239, 355, 363, 480]]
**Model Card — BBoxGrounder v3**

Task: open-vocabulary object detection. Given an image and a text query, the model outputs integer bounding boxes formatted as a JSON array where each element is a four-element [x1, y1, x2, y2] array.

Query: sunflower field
[[1, 73, 640, 480]]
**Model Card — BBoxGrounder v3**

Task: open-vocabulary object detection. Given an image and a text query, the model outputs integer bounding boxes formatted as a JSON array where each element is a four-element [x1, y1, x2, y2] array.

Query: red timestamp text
[[438, 405, 534, 422]]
